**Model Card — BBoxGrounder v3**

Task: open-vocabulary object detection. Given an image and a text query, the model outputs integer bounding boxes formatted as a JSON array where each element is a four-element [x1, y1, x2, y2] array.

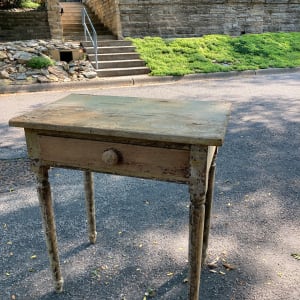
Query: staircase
[[60, 2, 149, 77], [61, 2, 114, 41]]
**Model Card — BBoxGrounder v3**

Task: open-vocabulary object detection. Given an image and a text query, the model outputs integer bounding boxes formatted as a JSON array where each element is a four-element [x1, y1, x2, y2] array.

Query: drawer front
[[38, 135, 190, 183]]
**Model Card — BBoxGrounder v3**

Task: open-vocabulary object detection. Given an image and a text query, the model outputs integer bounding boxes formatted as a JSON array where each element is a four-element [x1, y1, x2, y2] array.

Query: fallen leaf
[[291, 253, 300, 260], [7, 241, 12, 245], [101, 265, 108, 270], [139, 244, 143, 248], [207, 262, 218, 269], [222, 263, 236, 270], [30, 254, 37, 259], [6, 272, 10, 276], [219, 271, 226, 275], [166, 272, 174, 276], [11, 295, 16, 300], [145, 288, 156, 297], [183, 278, 189, 283], [209, 269, 217, 273]]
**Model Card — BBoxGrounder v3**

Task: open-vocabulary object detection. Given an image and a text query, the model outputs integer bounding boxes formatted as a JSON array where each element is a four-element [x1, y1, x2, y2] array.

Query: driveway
[[0, 72, 299, 299]]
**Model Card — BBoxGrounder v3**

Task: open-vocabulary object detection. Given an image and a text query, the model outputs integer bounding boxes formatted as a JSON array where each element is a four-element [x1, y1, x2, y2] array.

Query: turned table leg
[[84, 171, 97, 244], [202, 151, 217, 265], [188, 146, 208, 300], [35, 165, 64, 292]]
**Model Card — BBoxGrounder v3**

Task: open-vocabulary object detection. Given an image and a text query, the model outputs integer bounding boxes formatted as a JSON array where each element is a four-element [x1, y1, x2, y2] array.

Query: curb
[[1, 67, 299, 95]]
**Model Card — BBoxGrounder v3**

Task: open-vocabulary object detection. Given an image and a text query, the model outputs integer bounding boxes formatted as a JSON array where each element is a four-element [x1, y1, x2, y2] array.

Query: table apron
[[34, 135, 193, 183]]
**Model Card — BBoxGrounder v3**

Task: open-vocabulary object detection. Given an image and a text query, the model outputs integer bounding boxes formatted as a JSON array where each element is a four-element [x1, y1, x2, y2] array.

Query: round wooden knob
[[102, 149, 120, 165]]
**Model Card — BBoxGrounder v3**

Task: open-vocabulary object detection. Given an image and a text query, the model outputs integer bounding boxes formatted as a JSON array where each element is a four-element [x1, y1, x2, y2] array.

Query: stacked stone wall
[[47, 0, 63, 39], [0, 11, 51, 41], [85, 0, 122, 38], [117, 0, 300, 37]]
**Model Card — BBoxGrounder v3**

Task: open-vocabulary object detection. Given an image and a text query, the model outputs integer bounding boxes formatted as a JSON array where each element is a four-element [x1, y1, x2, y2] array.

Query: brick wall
[[116, 0, 300, 38], [0, 11, 51, 41]]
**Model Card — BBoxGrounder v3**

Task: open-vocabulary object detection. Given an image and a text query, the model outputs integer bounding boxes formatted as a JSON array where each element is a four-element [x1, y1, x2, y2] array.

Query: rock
[[46, 74, 59, 82], [26, 69, 44, 76], [82, 71, 97, 79], [6, 66, 16, 73], [37, 76, 51, 83], [17, 64, 27, 73], [15, 73, 27, 80], [0, 51, 7, 60], [48, 66, 69, 80], [40, 69, 49, 76], [13, 51, 34, 64], [0, 70, 10, 79], [0, 39, 99, 85], [26, 41, 39, 48]]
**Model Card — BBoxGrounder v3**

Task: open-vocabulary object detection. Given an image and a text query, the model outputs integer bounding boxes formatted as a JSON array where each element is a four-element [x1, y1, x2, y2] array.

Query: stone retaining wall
[[88, 0, 300, 38], [0, 11, 51, 41]]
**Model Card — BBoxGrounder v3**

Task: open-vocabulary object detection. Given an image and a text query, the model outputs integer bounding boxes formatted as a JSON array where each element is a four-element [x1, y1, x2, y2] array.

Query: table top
[[9, 94, 231, 146]]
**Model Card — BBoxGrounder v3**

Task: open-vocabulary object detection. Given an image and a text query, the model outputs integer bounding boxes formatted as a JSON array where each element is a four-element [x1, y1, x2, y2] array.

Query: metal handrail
[[82, 7, 98, 69]]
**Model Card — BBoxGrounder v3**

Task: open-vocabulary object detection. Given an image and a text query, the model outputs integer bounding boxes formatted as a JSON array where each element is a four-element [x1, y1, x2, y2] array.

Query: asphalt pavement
[[0, 71, 300, 300]]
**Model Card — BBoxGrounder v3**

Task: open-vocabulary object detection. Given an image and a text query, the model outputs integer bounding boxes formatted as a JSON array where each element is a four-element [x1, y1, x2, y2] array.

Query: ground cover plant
[[26, 56, 54, 69], [129, 32, 300, 76]]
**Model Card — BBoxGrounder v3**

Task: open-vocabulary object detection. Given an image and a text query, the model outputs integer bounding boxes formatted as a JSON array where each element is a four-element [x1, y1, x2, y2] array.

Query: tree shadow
[[1, 93, 299, 299]]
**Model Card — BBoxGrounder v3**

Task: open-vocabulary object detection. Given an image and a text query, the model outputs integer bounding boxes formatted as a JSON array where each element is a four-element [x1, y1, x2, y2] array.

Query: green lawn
[[128, 32, 300, 76]]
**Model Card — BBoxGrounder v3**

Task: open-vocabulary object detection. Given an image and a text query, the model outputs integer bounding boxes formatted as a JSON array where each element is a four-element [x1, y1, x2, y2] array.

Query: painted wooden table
[[9, 94, 231, 299]]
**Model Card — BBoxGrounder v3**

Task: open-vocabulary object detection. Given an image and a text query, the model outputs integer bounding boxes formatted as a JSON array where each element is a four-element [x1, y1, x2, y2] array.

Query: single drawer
[[38, 135, 190, 183]]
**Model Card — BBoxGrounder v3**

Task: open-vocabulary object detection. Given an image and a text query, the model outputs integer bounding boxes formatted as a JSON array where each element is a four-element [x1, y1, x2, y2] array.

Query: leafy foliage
[[26, 56, 54, 69], [129, 32, 300, 76], [0, 0, 43, 9], [20, 0, 40, 9]]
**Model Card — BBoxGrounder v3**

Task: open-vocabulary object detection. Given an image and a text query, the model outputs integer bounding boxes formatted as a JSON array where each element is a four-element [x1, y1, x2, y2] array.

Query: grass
[[128, 32, 300, 76]]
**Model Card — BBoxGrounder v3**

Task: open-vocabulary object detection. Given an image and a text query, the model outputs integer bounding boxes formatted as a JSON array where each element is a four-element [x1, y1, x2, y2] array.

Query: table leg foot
[[55, 278, 64, 293], [188, 202, 205, 300], [84, 171, 97, 244], [35, 165, 64, 292]]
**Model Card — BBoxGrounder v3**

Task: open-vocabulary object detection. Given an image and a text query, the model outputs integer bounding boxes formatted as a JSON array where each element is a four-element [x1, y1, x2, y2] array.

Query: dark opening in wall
[[60, 51, 73, 62]]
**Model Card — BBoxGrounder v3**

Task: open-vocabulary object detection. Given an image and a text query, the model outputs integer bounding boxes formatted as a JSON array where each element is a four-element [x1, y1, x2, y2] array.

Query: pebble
[[0, 39, 97, 85]]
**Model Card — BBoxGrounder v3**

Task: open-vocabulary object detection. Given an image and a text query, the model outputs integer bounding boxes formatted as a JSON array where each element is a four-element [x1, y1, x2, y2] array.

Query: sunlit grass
[[128, 32, 300, 76]]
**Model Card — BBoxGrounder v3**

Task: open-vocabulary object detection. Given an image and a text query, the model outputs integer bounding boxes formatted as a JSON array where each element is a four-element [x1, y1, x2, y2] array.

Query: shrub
[[27, 56, 54, 69], [20, 0, 40, 9]]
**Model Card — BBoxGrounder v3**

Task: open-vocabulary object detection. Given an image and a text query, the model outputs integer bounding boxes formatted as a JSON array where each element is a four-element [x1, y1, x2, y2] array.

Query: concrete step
[[81, 40, 132, 47], [85, 46, 136, 54], [88, 52, 141, 61], [65, 35, 116, 41], [96, 59, 147, 69], [96, 67, 150, 77]]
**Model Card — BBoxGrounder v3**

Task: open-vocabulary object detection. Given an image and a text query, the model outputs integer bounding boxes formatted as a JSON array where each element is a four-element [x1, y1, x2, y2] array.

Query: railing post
[[81, 7, 98, 69]]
